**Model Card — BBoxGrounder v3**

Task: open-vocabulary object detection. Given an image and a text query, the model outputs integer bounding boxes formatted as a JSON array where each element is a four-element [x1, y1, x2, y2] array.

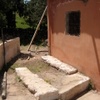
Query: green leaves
[[0, 0, 25, 28], [0, 12, 7, 28], [24, 0, 47, 29], [0, 0, 47, 29]]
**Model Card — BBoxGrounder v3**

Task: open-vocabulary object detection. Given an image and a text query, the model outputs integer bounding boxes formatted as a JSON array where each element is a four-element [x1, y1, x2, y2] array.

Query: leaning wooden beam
[[27, 6, 47, 51]]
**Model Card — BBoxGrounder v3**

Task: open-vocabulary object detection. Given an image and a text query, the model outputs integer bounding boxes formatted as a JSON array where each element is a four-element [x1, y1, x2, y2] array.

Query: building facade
[[47, 0, 100, 91]]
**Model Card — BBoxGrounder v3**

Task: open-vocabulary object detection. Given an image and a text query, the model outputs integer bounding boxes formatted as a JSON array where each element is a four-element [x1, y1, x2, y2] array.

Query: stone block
[[42, 55, 77, 74], [15, 67, 59, 100], [59, 73, 90, 100]]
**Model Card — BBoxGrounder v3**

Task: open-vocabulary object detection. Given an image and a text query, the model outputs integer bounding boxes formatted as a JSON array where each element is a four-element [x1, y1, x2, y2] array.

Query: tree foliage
[[0, 0, 47, 29], [0, 0, 25, 28], [0, 12, 7, 28], [24, 0, 47, 29]]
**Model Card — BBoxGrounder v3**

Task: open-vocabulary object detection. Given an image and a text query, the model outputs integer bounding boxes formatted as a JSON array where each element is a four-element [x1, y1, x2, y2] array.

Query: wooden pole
[[1, 28, 6, 67], [27, 6, 47, 51], [2, 72, 7, 99], [1, 28, 7, 99]]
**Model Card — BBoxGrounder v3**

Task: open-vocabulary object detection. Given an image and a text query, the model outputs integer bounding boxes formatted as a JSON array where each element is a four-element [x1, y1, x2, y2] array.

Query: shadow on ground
[[0, 52, 31, 93], [71, 89, 91, 100], [19, 52, 33, 60], [3, 52, 32, 72]]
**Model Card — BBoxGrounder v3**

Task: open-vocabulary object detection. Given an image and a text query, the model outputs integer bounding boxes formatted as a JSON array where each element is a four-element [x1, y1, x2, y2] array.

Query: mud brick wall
[[0, 37, 20, 70]]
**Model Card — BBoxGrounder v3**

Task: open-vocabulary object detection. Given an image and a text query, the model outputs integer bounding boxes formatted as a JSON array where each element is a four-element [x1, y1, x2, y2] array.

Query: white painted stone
[[15, 67, 59, 100], [41, 55, 77, 74], [59, 73, 90, 100]]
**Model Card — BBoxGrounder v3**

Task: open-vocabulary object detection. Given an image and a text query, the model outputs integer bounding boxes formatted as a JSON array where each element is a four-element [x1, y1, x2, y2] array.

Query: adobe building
[[47, 0, 100, 91]]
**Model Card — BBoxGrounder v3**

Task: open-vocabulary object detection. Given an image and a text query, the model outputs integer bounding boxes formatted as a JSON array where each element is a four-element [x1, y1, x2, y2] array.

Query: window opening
[[66, 11, 80, 36]]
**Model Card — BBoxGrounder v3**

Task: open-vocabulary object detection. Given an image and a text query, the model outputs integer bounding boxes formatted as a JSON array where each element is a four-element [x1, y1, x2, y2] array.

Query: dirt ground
[[0, 45, 47, 100], [0, 45, 68, 100], [1, 45, 100, 100], [5, 72, 36, 100]]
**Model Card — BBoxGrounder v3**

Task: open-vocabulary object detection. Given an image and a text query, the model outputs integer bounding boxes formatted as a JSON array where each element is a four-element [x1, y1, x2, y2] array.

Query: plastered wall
[[0, 37, 20, 70], [48, 0, 100, 90]]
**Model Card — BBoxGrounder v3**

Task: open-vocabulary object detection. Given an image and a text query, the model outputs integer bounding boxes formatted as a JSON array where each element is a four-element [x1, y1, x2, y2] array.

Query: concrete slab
[[59, 73, 90, 100], [77, 90, 100, 100], [42, 55, 77, 74], [15, 67, 59, 100]]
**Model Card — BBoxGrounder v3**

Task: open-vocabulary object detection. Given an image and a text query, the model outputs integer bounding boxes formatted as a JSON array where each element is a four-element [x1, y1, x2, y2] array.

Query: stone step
[[77, 90, 100, 100], [15, 67, 90, 100], [59, 73, 90, 100], [41, 55, 77, 75], [15, 67, 59, 100], [41, 55, 90, 99]]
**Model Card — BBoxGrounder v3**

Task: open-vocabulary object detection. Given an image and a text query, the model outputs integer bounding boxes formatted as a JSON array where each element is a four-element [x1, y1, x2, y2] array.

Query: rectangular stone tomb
[[15, 67, 59, 100]]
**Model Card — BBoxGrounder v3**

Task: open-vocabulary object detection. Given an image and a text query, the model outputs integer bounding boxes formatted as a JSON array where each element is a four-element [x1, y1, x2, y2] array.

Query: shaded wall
[[0, 37, 20, 70], [47, 0, 100, 90]]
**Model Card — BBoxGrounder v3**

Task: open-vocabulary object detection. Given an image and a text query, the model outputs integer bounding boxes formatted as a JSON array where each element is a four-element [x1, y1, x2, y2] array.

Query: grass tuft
[[16, 13, 31, 29]]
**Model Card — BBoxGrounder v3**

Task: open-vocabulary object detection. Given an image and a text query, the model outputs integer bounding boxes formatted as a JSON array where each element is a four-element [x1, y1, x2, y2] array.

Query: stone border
[[15, 67, 59, 100], [59, 73, 90, 100], [15, 67, 90, 100], [41, 55, 77, 74]]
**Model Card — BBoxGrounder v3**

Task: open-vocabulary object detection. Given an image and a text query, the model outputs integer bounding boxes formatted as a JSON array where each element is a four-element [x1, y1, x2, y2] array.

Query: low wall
[[0, 37, 20, 70]]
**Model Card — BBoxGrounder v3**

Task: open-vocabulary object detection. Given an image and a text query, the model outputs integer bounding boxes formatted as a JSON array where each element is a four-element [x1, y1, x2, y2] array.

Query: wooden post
[[1, 28, 6, 67], [27, 6, 47, 51], [2, 72, 7, 99], [1, 28, 7, 99]]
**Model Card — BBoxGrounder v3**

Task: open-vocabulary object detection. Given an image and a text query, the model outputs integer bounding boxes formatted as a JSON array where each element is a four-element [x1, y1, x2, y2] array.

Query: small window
[[66, 11, 80, 36]]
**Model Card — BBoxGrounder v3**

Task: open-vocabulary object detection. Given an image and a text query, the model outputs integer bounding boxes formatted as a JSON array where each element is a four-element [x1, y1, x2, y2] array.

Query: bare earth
[[6, 72, 36, 100], [0, 45, 66, 100], [0, 45, 49, 100], [0, 45, 100, 100]]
